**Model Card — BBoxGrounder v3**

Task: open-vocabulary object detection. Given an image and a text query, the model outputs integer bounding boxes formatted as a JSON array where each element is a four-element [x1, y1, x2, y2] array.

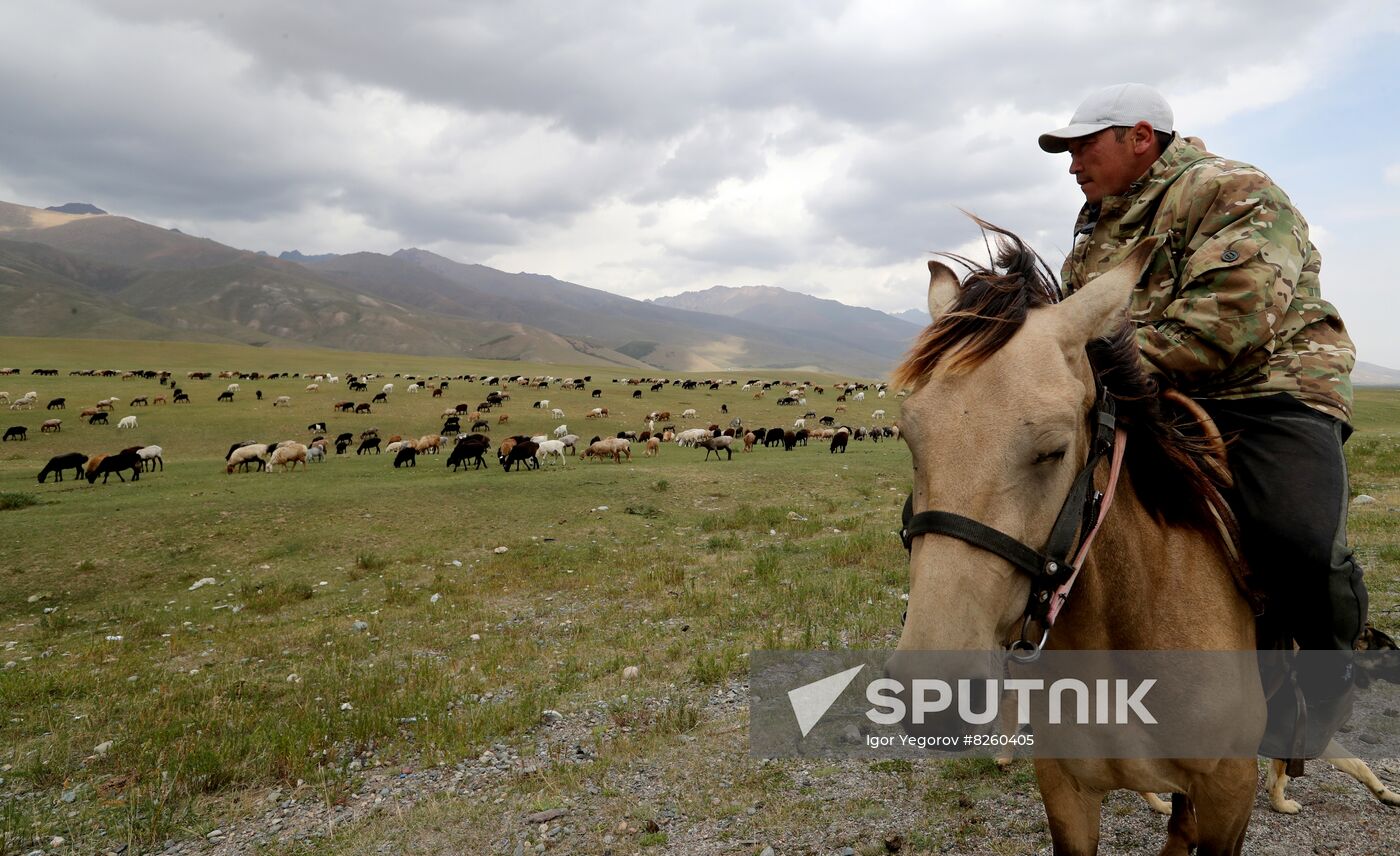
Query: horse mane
[[892, 218, 1236, 536]]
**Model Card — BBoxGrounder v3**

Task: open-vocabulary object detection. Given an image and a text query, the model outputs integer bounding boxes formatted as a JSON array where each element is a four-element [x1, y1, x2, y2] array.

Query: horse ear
[[927, 260, 960, 321], [1056, 236, 1163, 343]]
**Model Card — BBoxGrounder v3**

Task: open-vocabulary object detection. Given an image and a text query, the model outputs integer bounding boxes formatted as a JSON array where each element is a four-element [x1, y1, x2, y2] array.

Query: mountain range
[[3, 198, 1398, 385], [0, 199, 919, 374]]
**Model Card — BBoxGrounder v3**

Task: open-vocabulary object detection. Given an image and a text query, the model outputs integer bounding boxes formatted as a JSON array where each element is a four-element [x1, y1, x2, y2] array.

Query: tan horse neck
[[1050, 459, 1256, 651]]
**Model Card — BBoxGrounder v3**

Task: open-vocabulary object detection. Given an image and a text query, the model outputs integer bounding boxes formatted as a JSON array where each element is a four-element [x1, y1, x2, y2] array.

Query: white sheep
[[226, 444, 269, 474], [793, 418, 806, 429], [265, 442, 308, 472], [381, 383, 394, 394], [226, 383, 240, 393], [553, 424, 569, 438], [535, 439, 567, 466], [681, 408, 697, 419], [307, 444, 326, 463], [118, 415, 138, 429], [550, 408, 565, 419], [407, 383, 421, 393], [305, 383, 320, 392], [273, 395, 291, 407], [872, 409, 886, 421], [137, 445, 163, 471]]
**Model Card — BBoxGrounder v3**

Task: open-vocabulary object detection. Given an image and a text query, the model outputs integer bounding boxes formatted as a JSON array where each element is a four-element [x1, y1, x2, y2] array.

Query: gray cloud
[[0, 0, 1389, 358]]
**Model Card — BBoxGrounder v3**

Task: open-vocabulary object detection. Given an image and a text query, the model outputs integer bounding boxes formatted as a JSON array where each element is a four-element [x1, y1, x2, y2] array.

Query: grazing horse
[[892, 224, 1262, 856]]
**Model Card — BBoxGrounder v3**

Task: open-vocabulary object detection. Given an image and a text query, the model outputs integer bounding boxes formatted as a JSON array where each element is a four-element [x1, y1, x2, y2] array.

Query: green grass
[[1, 335, 1397, 854]]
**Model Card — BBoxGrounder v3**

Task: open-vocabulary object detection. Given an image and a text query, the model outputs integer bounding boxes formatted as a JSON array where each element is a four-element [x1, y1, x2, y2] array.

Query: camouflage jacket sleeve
[[1135, 165, 1305, 387]]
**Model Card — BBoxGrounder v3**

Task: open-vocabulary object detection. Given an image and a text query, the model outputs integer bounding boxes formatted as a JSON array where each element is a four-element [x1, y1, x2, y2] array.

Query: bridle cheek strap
[[1045, 425, 1127, 625]]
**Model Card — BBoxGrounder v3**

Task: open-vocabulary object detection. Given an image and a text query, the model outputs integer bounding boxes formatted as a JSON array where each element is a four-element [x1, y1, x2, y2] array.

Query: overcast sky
[[3, 1, 1398, 363]]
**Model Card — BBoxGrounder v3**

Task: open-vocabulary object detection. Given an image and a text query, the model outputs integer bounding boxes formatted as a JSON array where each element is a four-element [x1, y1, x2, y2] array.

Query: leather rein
[[900, 385, 1129, 662]]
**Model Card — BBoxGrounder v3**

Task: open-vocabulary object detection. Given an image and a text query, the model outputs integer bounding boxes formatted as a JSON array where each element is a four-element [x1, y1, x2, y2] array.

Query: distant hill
[[1354, 361, 1400, 387], [653, 285, 924, 363], [45, 202, 107, 215], [279, 250, 340, 263], [889, 307, 929, 326], [0, 198, 902, 374]]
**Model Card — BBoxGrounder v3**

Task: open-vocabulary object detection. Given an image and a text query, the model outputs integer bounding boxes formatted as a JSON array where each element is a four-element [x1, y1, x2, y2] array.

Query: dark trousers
[[1198, 393, 1368, 652]]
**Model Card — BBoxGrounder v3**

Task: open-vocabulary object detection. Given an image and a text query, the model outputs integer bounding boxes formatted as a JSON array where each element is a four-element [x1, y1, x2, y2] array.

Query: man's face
[[1065, 128, 1143, 203]]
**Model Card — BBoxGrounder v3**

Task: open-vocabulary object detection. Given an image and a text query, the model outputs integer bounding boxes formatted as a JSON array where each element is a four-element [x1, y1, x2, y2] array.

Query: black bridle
[[900, 387, 1120, 660]]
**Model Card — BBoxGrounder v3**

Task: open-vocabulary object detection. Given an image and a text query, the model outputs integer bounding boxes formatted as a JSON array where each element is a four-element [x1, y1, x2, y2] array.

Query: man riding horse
[[1038, 83, 1367, 756]]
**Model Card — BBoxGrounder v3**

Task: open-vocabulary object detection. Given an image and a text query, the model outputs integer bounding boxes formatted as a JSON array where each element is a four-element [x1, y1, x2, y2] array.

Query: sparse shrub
[[0, 492, 39, 511], [356, 551, 388, 571]]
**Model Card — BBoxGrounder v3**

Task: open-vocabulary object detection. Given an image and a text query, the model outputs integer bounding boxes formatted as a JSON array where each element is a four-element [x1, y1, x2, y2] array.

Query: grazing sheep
[[136, 445, 164, 471], [416, 434, 442, 454], [88, 412, 108, 425], [117, 415, 138, 430], [699, 435, 734, 461], [265, 442, 308, 472], [96, 397, 120, 410], [356, 437, 381, 455], [305, 383, 320, 392], [499, 439, 540, 471], [681, 408, 697, 419], [307, 421, 327, 433], [42, 418, 61, 433], [47, 397, 65, 410], [406, 383, 420, 393], [226, 383, 240, 393], [87, 449, 142, 484], [173, 392, 190, 404], [498, 413, 510, 425], [38, 452, 88, 483], [553, 424, 569, 438], [447, 438, 489, 471], [393, 445, 417, 467], [355, 402, 372, 414], [644, 436, 660, 457], [381, 383, 394, 394], [582, 437, 630, 463], [273, 395, 291, 407], [3, 425, 27, 441], [550, 408, 565, 419], [871, 409, 886, 421], [559, 433, 580, 454], [830, 428, 850, 453], [535, 439, 567, 466], [226, 444, 270, 473]]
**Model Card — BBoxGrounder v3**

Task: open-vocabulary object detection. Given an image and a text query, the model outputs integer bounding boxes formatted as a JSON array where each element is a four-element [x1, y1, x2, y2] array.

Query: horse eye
[[1033, 449, 1066, 465]]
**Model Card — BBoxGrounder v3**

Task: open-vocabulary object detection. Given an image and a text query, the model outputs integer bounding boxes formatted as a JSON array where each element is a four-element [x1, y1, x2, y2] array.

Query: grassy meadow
[[0, 336, 1397, 855]]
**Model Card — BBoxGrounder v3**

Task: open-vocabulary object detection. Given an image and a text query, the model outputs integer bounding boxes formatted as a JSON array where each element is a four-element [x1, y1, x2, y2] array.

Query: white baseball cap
[[1038, 83, 1174, 153]]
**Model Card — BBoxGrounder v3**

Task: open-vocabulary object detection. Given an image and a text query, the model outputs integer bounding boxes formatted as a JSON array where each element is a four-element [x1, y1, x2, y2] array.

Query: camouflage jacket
[[1061, 135, 1355, 422]]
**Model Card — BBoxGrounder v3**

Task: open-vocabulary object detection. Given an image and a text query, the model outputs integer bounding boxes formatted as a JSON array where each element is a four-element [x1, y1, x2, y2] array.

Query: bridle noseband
[[900, 385, 1127, 661]]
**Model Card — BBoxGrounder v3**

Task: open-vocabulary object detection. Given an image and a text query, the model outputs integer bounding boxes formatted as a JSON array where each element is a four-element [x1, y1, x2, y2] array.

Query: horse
[[892, 223, 1262, 856]]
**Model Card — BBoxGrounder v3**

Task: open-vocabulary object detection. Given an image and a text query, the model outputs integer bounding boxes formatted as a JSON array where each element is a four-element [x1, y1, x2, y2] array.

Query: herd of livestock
[[2, 367, 903, 486]]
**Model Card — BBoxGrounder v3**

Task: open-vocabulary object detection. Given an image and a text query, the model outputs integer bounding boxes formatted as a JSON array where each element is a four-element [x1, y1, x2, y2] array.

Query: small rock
[[622, 665, 640, 680], [207, 828, 223, 839], [884, 833, 904, 852], [524, 808, 568, 825], [188, 577, 216, 591], [542, 709, 563, 723], [1353, 494, 1377, 505], [470, 633, 481, 642], [494, 546, 509, 554], [351, 621, 369, 633], [340, 702, 353, 711], [94, 740, 113, 755], [26, 593, 47, 603], [430, 593, 442, 604], [760, 847, 775, 856], [451, 560, 462, 567], [840, 848, 855, 856], [286, 673, 300, 682], [61, 788, 78, 803], [50, 837, 65, 848]]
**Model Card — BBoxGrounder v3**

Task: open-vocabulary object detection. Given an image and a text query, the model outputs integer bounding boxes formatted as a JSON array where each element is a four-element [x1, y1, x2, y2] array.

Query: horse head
[[893, 225, 1156, 652]]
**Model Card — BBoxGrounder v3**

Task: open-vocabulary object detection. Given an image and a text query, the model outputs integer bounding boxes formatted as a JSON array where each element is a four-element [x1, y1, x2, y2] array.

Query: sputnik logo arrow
[[788, 664, 865, 737]]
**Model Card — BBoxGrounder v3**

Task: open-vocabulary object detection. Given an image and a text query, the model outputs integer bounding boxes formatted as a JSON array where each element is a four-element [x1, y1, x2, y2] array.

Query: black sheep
[[393, 446, 417, 468], [38, 452, 88, 482]]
